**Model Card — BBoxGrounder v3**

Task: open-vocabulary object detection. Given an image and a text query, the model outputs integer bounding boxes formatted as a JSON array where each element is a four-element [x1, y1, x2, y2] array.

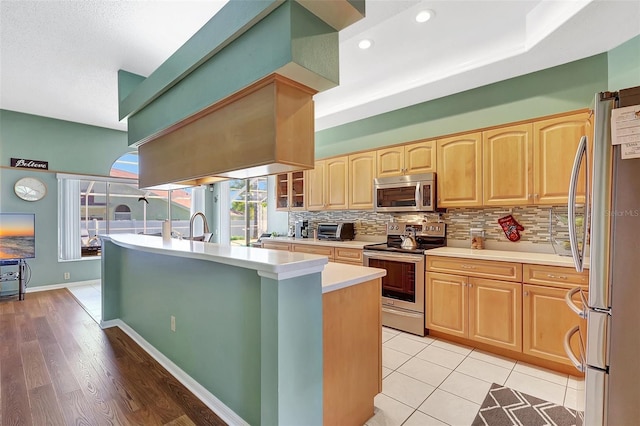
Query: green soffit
[[119, 0, 364, 147]]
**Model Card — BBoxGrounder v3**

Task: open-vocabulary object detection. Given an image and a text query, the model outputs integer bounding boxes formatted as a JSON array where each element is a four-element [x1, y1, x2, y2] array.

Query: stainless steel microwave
[[374, 173, 436, 212]]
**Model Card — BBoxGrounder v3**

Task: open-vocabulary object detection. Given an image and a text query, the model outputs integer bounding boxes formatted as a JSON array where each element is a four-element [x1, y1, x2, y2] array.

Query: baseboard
[[101, 319, 248, 426], [26, 279, 101, 293]]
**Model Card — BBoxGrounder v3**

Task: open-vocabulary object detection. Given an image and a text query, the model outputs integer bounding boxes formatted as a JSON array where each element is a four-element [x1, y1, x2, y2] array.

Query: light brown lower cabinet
[[323, 278, 382, 425], [426, 271, 522, 351], [426, 257, 589, 373], [262, 241, 364, 265], [522, 283, 587, 366]]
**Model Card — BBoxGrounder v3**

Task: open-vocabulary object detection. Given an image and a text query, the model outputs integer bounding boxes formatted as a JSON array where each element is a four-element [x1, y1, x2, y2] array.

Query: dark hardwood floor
[[0, 289, 227, 426]]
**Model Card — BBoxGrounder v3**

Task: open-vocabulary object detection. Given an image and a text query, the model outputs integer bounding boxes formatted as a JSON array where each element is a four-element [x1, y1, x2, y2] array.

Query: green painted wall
[[607, 35, 640, 91], [315, 54, 610, 158], [0, 110, 130, 288], [101, 241, 323, 425]]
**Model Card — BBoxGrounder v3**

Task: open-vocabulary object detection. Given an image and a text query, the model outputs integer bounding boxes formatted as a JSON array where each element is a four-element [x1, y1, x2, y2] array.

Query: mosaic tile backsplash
[[290, 206, 571, 245]]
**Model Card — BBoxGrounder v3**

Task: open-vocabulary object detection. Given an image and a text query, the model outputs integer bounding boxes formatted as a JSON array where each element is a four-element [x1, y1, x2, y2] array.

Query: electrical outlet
[[170, 315, 176, 332], [64, 272, 70, 280]]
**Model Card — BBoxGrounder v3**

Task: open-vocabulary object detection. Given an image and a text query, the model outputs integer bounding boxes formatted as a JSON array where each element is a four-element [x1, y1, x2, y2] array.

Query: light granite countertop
[[426, 246, 589, 269], [101, 234, 385, 293]]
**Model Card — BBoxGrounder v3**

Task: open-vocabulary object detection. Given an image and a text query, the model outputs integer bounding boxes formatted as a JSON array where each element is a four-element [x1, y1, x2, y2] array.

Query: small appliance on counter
[[316, 223, 355, 241], [295, 220, 309, 238]]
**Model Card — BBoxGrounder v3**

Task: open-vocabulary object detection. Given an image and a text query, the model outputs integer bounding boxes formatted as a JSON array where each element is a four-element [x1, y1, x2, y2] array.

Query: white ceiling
[[1, 0, 639, 134]]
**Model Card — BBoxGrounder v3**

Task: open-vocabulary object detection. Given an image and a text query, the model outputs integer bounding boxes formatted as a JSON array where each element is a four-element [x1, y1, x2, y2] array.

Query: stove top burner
[[363, 222, 446, 254]]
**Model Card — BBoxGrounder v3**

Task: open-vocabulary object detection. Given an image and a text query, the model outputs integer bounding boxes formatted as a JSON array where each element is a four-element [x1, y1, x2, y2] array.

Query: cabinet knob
[[524, 291, 529, 296], [534, 193, 539, 198], [468, 283, 473, 288]]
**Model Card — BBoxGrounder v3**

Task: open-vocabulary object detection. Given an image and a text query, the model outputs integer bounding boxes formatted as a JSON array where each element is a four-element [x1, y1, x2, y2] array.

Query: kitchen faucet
[[189, 212, 211, 242]]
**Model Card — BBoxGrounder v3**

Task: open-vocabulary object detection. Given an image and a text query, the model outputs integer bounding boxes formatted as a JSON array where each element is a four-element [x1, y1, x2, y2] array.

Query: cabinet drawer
[[334, 247, 363, 265], [523, 264, 588, 289], [426, 256, 522, 282], [261, 241, 291, 251], [292, 244, 334, 258]]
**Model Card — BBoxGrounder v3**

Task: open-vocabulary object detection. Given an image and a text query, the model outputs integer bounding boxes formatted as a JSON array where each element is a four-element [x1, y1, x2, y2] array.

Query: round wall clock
[[14, 177, 47, 201]]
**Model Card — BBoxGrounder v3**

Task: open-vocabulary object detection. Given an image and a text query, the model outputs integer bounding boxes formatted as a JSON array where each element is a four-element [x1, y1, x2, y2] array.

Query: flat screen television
[[0, 213, 36, 261]]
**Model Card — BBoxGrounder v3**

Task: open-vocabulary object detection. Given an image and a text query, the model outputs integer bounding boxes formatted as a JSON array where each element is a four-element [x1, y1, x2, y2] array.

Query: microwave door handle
[[415, 182, 421, 206], [568, 135, 587, 272]]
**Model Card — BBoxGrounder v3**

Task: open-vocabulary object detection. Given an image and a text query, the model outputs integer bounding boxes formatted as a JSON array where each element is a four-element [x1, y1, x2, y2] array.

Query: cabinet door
[[376, 147, 404, 177], [483, 124, 533, 206], [533, 112, 592, 205], [405, 140, 436, 174], [334, 247, 363, 265], [436, 132, 483, 207], [523, 284, 587, 366], [348, 152, 376, 210], [275, 173, 290, 210], [468, 277, 522, 352], [306, 160, 325, 211], [325, 156, 349, 210], [425, 272, 467, 338], [289, 170, 305, 210]]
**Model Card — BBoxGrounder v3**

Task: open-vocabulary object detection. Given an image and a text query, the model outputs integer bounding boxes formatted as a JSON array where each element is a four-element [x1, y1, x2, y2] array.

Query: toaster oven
[[316, 223, 355, 241]]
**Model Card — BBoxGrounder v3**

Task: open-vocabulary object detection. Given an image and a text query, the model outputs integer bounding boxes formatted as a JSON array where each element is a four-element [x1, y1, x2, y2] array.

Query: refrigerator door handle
[[568, 135, 589, 272], [565, 286, 588, 318], [563, 325, 585, 373]]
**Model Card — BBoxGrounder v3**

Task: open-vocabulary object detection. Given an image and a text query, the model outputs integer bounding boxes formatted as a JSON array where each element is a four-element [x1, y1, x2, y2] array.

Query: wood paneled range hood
[[118, 0, 365, 189]]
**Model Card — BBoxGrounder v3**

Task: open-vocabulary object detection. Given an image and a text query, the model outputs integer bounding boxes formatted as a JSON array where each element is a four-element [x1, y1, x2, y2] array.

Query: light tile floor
[[67, 282, 102, 323], [368, 327, 585, 426], [67, 284, 585, 426]]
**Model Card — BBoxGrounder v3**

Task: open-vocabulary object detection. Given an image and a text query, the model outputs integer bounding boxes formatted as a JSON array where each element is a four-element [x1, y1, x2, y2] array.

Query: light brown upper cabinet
[[348, 152, 376, 210], [307, 156, 349, 210], [376, 140, 436, 177], [533, 111, 592, 205], [275, 171, 306, 211], [436, 132, 483, 207], [483, 124, 534, 206], [306, 160, 326, 211]]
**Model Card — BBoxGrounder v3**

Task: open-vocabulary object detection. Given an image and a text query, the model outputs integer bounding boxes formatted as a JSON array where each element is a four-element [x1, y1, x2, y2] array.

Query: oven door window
[[368, 258, 416, 302], [376, 186, 417, 208]]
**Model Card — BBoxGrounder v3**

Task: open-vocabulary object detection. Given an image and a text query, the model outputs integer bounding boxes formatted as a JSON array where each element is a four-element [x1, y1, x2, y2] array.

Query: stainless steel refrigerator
[[564, 87, 640, 426]]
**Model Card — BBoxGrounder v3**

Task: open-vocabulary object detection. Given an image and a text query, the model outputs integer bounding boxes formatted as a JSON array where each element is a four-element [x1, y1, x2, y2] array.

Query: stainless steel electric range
[[363, 222, 446, 336]]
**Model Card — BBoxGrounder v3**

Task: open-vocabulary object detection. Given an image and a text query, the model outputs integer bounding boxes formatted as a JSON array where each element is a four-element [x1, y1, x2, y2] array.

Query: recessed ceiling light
[[358, 39, 373, 50], [416, 10, 434, 23]]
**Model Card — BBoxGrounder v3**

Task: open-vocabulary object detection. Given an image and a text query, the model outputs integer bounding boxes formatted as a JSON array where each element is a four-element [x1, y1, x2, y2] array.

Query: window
[[57, 152, 199, 260], [227, 178, 268, 246]]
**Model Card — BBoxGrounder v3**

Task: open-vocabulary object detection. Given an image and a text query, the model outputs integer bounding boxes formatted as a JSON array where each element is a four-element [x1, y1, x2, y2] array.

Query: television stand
[[0, 259, 27, 301]]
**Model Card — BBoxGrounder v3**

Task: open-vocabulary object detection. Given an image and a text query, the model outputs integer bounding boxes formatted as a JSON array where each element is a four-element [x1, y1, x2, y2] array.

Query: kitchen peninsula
[[99, 234, 384, 426]]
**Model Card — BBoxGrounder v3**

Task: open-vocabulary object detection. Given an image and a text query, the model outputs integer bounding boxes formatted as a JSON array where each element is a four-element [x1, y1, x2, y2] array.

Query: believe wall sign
[[11, 158, 48, 170]]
